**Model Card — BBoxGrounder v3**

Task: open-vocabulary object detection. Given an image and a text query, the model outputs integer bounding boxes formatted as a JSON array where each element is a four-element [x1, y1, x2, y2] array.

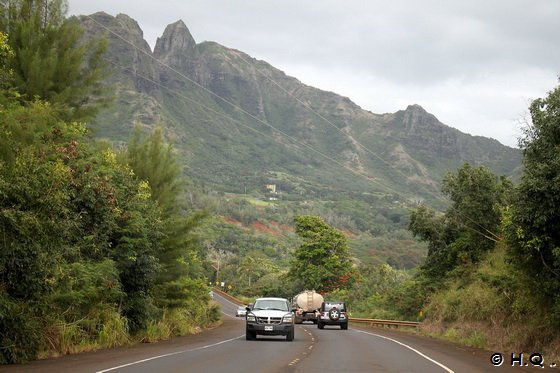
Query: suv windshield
[[252, 299, 289, 311]]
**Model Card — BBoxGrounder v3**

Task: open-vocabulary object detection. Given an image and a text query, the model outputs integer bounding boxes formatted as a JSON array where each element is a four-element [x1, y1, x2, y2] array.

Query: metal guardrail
[[349, 317, 420, 328], [212, 287, 420, 328], [212, 287, 246, 306]]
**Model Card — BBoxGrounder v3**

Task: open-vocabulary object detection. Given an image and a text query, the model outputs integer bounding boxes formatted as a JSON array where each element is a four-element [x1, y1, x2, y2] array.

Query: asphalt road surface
[[1, 292, 556, 372]]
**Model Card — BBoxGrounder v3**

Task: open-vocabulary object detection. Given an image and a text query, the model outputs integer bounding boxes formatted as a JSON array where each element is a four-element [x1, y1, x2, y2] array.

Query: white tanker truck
[[292, 290, 324, 324]]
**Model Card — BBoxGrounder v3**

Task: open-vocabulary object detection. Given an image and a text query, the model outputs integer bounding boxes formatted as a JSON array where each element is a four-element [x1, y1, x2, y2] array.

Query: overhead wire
[[103, 58, 397, 194], [85, 14, 502, 243], [235, 53, 441, 196], [86, 14, 406, 196], [233, 48, 504, 242]]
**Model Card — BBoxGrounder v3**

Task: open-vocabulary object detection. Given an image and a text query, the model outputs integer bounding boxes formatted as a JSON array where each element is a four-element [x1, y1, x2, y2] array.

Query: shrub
[[0, 294, 43, 364], [98, 311, 129, 348]]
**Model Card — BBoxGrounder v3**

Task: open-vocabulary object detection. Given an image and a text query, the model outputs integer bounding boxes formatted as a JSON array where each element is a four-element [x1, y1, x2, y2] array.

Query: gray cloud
[[68, 0, 560, 147]]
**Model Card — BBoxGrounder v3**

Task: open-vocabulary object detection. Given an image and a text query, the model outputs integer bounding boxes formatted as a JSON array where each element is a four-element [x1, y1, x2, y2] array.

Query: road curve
[[1, 292, 555, 372]]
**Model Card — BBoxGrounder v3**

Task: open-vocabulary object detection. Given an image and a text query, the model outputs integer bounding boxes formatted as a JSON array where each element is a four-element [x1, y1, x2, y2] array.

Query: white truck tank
[[293, 290, 324, 323], [294, 290, 324, 311]]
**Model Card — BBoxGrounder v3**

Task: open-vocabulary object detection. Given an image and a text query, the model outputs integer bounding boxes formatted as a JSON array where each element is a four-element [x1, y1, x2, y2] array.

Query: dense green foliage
[[288, 215, 355, 293], [0, 0, 110, 121], [0, 102, 217, 363], [409, 163, 512, 285], [0, 5, 216, 363], [506, 82, 560, 327], [0, 31, 15, 104]]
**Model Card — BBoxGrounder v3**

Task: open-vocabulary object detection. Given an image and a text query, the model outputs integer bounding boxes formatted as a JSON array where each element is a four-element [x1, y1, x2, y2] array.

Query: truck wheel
[[246, 330, 256, 340], [286, 329, 294, 341]]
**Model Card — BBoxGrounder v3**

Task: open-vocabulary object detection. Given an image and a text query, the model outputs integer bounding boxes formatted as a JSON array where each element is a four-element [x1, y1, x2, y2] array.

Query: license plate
[[264, 326, 273, 331]]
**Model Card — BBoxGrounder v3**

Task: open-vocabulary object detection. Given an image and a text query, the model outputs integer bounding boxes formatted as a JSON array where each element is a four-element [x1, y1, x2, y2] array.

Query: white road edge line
[[213, 291, 244, 319], [354, 329, 455, 373], [96, 335, 244, 373], [221, 310, 239, 319]]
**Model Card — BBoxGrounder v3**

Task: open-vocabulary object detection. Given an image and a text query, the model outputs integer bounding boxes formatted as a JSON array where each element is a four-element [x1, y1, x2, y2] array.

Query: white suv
[[245, 297, 295, 341]]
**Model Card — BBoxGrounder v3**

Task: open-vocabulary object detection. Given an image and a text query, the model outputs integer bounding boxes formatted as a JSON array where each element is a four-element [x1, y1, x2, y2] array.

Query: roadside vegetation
[[402, 83, 560, 360], [0, 1, 218, 364]]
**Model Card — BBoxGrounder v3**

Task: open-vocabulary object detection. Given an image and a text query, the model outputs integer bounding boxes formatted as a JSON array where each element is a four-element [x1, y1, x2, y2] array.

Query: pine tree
[[121, 127, 207, 308], [0, 0, 110, 121]]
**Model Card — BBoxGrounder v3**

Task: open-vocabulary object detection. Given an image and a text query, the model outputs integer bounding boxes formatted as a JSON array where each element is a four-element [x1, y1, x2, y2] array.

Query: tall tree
[[288, 215, 355, 293], [409, 163, 511, 282], [0, 0, 109, 121], [442, 163, 511, 262], [507, 82, 560, 325], [125, 127, 183, 216], [121, 127, 207, 309]]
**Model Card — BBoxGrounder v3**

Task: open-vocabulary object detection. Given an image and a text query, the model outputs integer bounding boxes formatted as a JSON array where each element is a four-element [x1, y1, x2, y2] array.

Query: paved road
[[1, 292, 556, 372]]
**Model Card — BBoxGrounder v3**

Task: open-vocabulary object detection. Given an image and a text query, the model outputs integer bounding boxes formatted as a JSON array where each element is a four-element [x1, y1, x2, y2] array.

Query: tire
[[328, 308, 340, 321], [286, 329, 294, 341], [317, 321, 324, 329], [246, 330, 256, 340], [341, 322, 348, 330]]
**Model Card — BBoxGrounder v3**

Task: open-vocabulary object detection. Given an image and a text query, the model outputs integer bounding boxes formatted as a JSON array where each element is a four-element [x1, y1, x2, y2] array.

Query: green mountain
[[78, 12, 522, 267]]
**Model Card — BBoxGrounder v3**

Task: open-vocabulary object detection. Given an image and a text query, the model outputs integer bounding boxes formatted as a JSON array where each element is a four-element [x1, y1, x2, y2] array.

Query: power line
[[87, 14, 407, 196], [85, 14, 502, 243], [235, 53, 437, 194], [103, 59, 402, 195], [233, 46, 504, 242]]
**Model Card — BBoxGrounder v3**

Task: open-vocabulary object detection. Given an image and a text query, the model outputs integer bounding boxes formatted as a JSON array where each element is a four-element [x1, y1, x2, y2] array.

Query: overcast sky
[[68, 0, 560, 148]]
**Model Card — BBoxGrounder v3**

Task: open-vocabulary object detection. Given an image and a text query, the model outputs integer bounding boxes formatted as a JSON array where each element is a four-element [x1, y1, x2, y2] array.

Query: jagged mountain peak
[[80, 13, 521, 205], [154, 19, 197, 57], [400, 104, 440, 130], [82, 12, 151, 54], [404, 104, 427, 113]]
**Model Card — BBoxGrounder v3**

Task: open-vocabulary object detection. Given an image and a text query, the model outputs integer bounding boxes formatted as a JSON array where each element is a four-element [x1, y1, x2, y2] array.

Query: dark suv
[[317, 301, 348, 330]]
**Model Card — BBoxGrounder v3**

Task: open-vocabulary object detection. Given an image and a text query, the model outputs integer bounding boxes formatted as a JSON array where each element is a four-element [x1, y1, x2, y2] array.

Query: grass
[[98, 312, 130, 348], [418, 243, 560, 362], [37, 301, 221, 360], [40, 309, 131, 358]]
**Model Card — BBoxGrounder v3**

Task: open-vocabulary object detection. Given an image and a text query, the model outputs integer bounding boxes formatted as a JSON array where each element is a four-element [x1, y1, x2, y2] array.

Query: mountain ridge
[[80, 11, 521, 208]]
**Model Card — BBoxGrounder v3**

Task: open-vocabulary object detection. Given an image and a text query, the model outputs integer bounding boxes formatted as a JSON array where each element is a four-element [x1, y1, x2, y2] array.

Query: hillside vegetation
[[78, 11, 522, 270]]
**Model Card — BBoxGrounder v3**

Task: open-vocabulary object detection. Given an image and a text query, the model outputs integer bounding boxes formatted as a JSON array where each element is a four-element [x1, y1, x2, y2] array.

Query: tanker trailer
[[293, 290, 324, 324]]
